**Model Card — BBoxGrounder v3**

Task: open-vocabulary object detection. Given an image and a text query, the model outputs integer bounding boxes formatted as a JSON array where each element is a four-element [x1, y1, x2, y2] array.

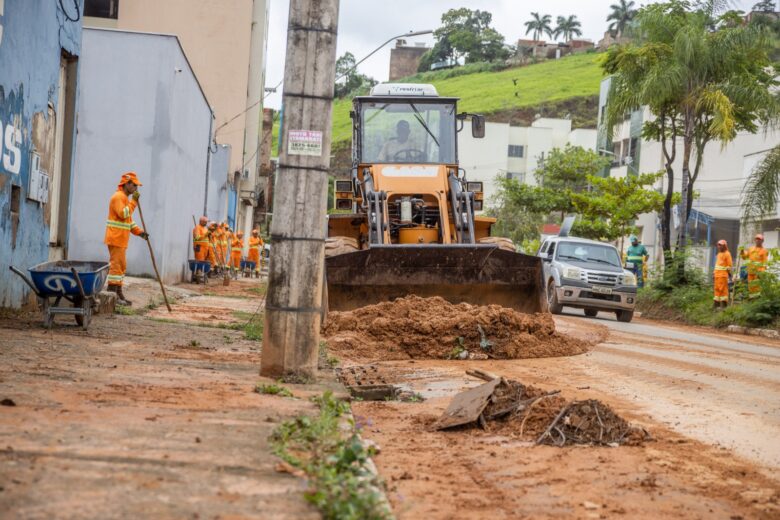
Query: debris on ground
[[335, 365, 424, 402], [435, 375, 650, 446], [323, 296, 590, 361], [1, 398, 17, 407]]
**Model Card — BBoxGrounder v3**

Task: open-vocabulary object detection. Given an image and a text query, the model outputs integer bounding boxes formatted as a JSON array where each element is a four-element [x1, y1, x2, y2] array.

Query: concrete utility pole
[[261, 0, 340, 378]]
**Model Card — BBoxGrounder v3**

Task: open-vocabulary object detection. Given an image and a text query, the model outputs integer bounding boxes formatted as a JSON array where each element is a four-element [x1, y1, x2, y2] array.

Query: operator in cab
[[380, 120, 421, 162]]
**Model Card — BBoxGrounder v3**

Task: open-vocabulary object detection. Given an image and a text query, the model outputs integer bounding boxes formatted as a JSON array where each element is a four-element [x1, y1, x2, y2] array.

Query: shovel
[[137, 199, 172, 312]]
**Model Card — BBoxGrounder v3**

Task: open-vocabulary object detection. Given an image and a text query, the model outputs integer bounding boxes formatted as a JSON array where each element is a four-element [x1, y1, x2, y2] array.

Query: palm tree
[[606, 0, 637, 37], [554, 15, 583, 42], [742, 145, 780, 223], [524, 12, 553, 42]]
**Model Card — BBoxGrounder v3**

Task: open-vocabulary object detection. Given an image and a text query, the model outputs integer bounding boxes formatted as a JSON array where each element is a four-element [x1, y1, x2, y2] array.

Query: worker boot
[[115, 285, 132, 307]]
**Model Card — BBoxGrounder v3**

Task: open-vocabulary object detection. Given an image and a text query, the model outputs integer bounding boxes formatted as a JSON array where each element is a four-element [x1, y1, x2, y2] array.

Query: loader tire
[[478, 236, 516, 252], [324, 236, 359, 258]]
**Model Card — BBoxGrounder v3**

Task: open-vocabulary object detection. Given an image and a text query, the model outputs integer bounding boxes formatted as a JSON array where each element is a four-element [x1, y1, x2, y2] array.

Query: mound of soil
[[323, 296, 589, 361]]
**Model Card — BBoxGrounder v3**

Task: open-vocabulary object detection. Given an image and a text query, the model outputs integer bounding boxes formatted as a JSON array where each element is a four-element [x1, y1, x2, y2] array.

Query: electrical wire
[[214, 78, 283, 136], [59, 0, 81, 22]]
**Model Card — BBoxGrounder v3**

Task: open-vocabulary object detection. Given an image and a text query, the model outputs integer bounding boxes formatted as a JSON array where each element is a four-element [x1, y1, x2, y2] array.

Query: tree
[[753, 0, 776, 12], [524, 12, 554, 41], [602, 1, 777, 264], [492, 146, 666, 242], [428, 8, 510, 66], [554, 15, 583, 42], [334, 52, 376, 98], [742, 144, 780, 223], [607, 0, 637, 37]]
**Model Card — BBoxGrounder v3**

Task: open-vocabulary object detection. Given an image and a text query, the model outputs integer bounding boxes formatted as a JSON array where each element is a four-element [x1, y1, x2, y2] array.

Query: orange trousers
[[713, 274, 729, 302], [231, 251, 242, 269], [194, 243, 209, 261], [747, 274, 762, 297], [107, 245, 127, 287]]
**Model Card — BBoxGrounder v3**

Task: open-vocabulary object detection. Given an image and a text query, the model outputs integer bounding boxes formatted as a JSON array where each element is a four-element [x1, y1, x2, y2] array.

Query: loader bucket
[[325, 244, 548, 314]]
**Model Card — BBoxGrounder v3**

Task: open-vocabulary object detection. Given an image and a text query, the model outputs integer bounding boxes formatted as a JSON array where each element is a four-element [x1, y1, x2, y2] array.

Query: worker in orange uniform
[[247, 229, 264, 276], [220, 222, 231, 269], [740, 234, 769, 298], [231, 230, 244, 274], [713, 239, 733, 309], [207, 221, 219, 272], [192, 216, 210, 262], [104, 172, 148, 306]]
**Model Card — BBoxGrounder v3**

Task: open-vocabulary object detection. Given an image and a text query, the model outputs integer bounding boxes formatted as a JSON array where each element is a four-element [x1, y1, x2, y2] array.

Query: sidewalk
[[0, 276, 323, 519]]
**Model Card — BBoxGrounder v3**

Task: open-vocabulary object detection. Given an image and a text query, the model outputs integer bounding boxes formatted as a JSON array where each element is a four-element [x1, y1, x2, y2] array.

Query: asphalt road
[[557, 309, 780, 476]]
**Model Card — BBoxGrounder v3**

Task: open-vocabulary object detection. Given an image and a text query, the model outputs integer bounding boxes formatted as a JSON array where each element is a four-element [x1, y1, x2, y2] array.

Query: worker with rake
[[104, 172, 148, 306]]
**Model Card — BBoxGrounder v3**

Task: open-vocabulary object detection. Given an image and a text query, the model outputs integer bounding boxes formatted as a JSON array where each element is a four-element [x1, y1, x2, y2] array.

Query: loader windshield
[[360, 101, 456, 164]]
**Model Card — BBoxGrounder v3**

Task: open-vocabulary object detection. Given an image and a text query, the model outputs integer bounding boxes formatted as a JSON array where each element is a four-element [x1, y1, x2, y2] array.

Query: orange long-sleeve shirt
[[714, 251, 733, 278], [104, 190, 143, 248], [741, 246, 769, 275]]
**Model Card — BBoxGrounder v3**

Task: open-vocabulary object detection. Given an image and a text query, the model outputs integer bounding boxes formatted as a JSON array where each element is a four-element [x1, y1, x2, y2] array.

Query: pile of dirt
[[323, 296, 590, 361], [437, 377, 650, 446]]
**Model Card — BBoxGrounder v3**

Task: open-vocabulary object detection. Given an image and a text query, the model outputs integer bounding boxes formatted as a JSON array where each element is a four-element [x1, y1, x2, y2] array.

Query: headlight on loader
[[562, 267, 581, 280]]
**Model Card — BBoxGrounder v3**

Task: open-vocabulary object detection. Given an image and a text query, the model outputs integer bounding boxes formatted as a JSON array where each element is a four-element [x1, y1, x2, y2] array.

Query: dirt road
[[349, 311, 780, 519], [0, 277, 322, 519]]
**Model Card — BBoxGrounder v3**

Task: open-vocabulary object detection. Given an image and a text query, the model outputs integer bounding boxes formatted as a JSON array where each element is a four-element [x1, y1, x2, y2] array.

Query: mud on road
[[338, 310, 780, 519]]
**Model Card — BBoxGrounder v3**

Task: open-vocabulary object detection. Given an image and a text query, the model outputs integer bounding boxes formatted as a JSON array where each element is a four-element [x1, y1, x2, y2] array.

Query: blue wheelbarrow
[[188, 259, 211, 284], [9, 260, 109, 330], [240, 260, 258, 278]]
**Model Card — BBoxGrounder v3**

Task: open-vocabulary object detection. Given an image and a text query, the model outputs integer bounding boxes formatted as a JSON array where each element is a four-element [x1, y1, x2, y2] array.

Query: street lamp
[[335, 30, 434, 82]]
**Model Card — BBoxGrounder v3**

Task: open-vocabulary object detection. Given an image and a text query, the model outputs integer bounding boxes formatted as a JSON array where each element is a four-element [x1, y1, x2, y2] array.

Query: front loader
[[324, 83, 547, 314]]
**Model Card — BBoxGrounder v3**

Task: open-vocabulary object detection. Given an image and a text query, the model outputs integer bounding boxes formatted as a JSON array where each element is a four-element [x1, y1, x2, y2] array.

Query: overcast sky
[[262, 0, 758, 109]]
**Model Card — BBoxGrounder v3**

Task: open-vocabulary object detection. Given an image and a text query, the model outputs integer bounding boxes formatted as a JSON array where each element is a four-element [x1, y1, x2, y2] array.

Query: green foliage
[[607, 0, 638, 37], [271, 392, 390, 520], [491, 145, 665, 242], [639, 247, 780, 328], [427, 8, 510, 66], [335, 52, 377, 99], [554, 15, 583, 42], [603, 1, 779, 254], [331, 52, 604, 145], [524, 12, 554, 41], [255, 383, 294, 397], [742, 144, 780, 223]]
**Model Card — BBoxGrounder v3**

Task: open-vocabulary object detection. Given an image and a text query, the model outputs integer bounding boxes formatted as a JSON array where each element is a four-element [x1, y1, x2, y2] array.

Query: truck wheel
[[584, 308, 598, 317], [478, 236, 515, 252], [547, 280, 563, 314], [616, 310, 634, 323], [325, 236, 359, 258]]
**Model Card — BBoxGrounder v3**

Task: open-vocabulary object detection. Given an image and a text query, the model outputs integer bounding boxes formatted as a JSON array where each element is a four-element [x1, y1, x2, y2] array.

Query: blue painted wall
[[0, 0, 83, 307]]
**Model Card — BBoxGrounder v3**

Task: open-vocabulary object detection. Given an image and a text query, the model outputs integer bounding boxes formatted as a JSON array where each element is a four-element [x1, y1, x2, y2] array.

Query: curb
[[725, 324, 779, 339]]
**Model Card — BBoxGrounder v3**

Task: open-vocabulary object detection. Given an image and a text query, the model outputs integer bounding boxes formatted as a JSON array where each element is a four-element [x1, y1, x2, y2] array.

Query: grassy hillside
[[329, 52, 605, 146]]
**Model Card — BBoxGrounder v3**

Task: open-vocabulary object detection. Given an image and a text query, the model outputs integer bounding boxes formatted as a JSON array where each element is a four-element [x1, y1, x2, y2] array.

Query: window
[[508, 144, 524, 158], [360, 101, 456, 164], [629, 137, 639, 163], [539, 241, 549, 254], [84, 0, 119, 19], [506, 171, 525, 183], [556, 241, 622, 267]]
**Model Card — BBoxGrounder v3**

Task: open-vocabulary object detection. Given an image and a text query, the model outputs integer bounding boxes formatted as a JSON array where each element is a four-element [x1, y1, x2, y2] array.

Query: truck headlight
[[562, 267, 581, 280], [621, 273, 637, 286]]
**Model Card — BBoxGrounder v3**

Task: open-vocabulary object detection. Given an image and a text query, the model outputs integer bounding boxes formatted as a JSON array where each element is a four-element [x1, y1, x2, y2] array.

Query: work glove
[[132, 191, 141, 201], [140, 231, 150, 240]]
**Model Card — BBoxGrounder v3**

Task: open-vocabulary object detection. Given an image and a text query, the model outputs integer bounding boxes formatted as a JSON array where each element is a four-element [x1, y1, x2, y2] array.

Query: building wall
[[67, 29, 212, 285], [458, 119, 597, 205], [389, 44, 429, 80], [206, 143, 231, 224], [0, 0, 83, 308], [85, 0, 258, 179]]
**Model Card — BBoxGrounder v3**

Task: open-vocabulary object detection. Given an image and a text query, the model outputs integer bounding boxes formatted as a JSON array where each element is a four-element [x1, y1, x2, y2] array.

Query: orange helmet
[[755, 234, 765, 241], [237, 231, 244, 237], [118, 171, 142, 188], [717, 239, 727, 247]]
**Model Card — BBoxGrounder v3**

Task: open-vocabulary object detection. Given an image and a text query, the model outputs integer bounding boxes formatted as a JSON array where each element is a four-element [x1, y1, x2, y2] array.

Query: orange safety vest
[[247, 236, 262, 262], [104, 190, 143, 248], [714, 251, 733, 278], [193, 225, 209, 248], [741, 246, 768, 275]]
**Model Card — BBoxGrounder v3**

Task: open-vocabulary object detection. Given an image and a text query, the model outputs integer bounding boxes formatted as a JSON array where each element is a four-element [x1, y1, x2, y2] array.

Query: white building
[[68, 29, 223, 284], [597, 77, 780, 271], [458, 118, 597, 206]]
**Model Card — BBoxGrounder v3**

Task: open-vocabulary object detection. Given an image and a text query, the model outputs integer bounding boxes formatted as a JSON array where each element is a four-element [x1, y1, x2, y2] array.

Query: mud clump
[[323, 296, 589, 361]]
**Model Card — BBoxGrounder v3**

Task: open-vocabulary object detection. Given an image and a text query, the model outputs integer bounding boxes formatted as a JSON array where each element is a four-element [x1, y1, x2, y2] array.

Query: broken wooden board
[[434, 378, 501, 430]]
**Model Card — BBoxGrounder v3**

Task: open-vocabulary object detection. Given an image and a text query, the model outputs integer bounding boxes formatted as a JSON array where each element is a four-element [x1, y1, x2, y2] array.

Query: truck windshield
[[556, 242, 622, 267], [361, 101, 456, 164]]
